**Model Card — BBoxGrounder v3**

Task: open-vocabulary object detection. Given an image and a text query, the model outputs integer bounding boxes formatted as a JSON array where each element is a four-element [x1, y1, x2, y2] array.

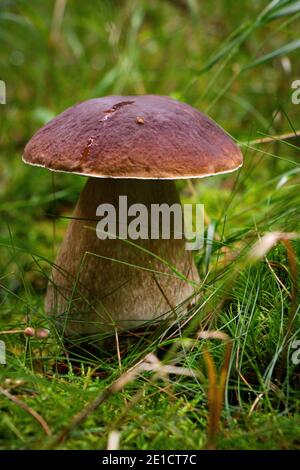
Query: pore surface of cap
[[23, 95, 243, 179]]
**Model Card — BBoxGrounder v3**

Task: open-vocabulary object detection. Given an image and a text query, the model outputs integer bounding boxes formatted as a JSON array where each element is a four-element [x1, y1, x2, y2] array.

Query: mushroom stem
[[46, 178, 199, 336]]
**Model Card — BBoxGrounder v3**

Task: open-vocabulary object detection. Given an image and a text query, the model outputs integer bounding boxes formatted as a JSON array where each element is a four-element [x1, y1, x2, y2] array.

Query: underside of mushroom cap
[[23, 95, 243, 179]]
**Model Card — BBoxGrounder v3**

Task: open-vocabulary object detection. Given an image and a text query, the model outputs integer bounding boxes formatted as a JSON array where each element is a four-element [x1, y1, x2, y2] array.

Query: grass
[[0, 0, 300, 450]]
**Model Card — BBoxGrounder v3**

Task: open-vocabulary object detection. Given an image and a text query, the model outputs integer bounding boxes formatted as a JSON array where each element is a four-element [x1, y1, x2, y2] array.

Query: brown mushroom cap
[[23, 95, 243, 179]]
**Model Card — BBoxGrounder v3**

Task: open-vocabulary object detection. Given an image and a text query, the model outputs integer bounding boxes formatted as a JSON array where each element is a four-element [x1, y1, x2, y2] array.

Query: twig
[[0, 329, 24, 335], [245, 130, 300, 146], [0, 386, 51, 436]]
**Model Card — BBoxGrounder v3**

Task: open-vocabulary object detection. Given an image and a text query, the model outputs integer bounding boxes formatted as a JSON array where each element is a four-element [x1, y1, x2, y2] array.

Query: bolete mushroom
[[23, 95, 242, 336]]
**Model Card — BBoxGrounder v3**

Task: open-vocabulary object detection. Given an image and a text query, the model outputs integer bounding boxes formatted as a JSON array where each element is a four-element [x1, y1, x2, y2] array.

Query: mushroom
[[23, 95, 242, 336]]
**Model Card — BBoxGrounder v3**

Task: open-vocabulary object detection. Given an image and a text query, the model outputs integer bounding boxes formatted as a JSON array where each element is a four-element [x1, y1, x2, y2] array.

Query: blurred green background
[[1, 0, 299, 273]]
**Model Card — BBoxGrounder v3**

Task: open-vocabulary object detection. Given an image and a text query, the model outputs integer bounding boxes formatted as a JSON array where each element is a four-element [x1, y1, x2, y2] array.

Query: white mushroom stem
[[45, 178, 199, 336]]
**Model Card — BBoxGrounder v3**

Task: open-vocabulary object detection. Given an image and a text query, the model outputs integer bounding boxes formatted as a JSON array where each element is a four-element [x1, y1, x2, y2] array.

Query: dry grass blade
[[202, 346, 217, 448], [107, 430, 120, 450], [50, 0, 67, 46], [250, 232, 298, 260], [277, 239, 299, 381], [250, 232, 299, 381], [44, 353, 201, 449], [248, 393, 264, 416], [249, 232, 299, 382], [197, 330, 232, 450], [0, 386, 51, 436]]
